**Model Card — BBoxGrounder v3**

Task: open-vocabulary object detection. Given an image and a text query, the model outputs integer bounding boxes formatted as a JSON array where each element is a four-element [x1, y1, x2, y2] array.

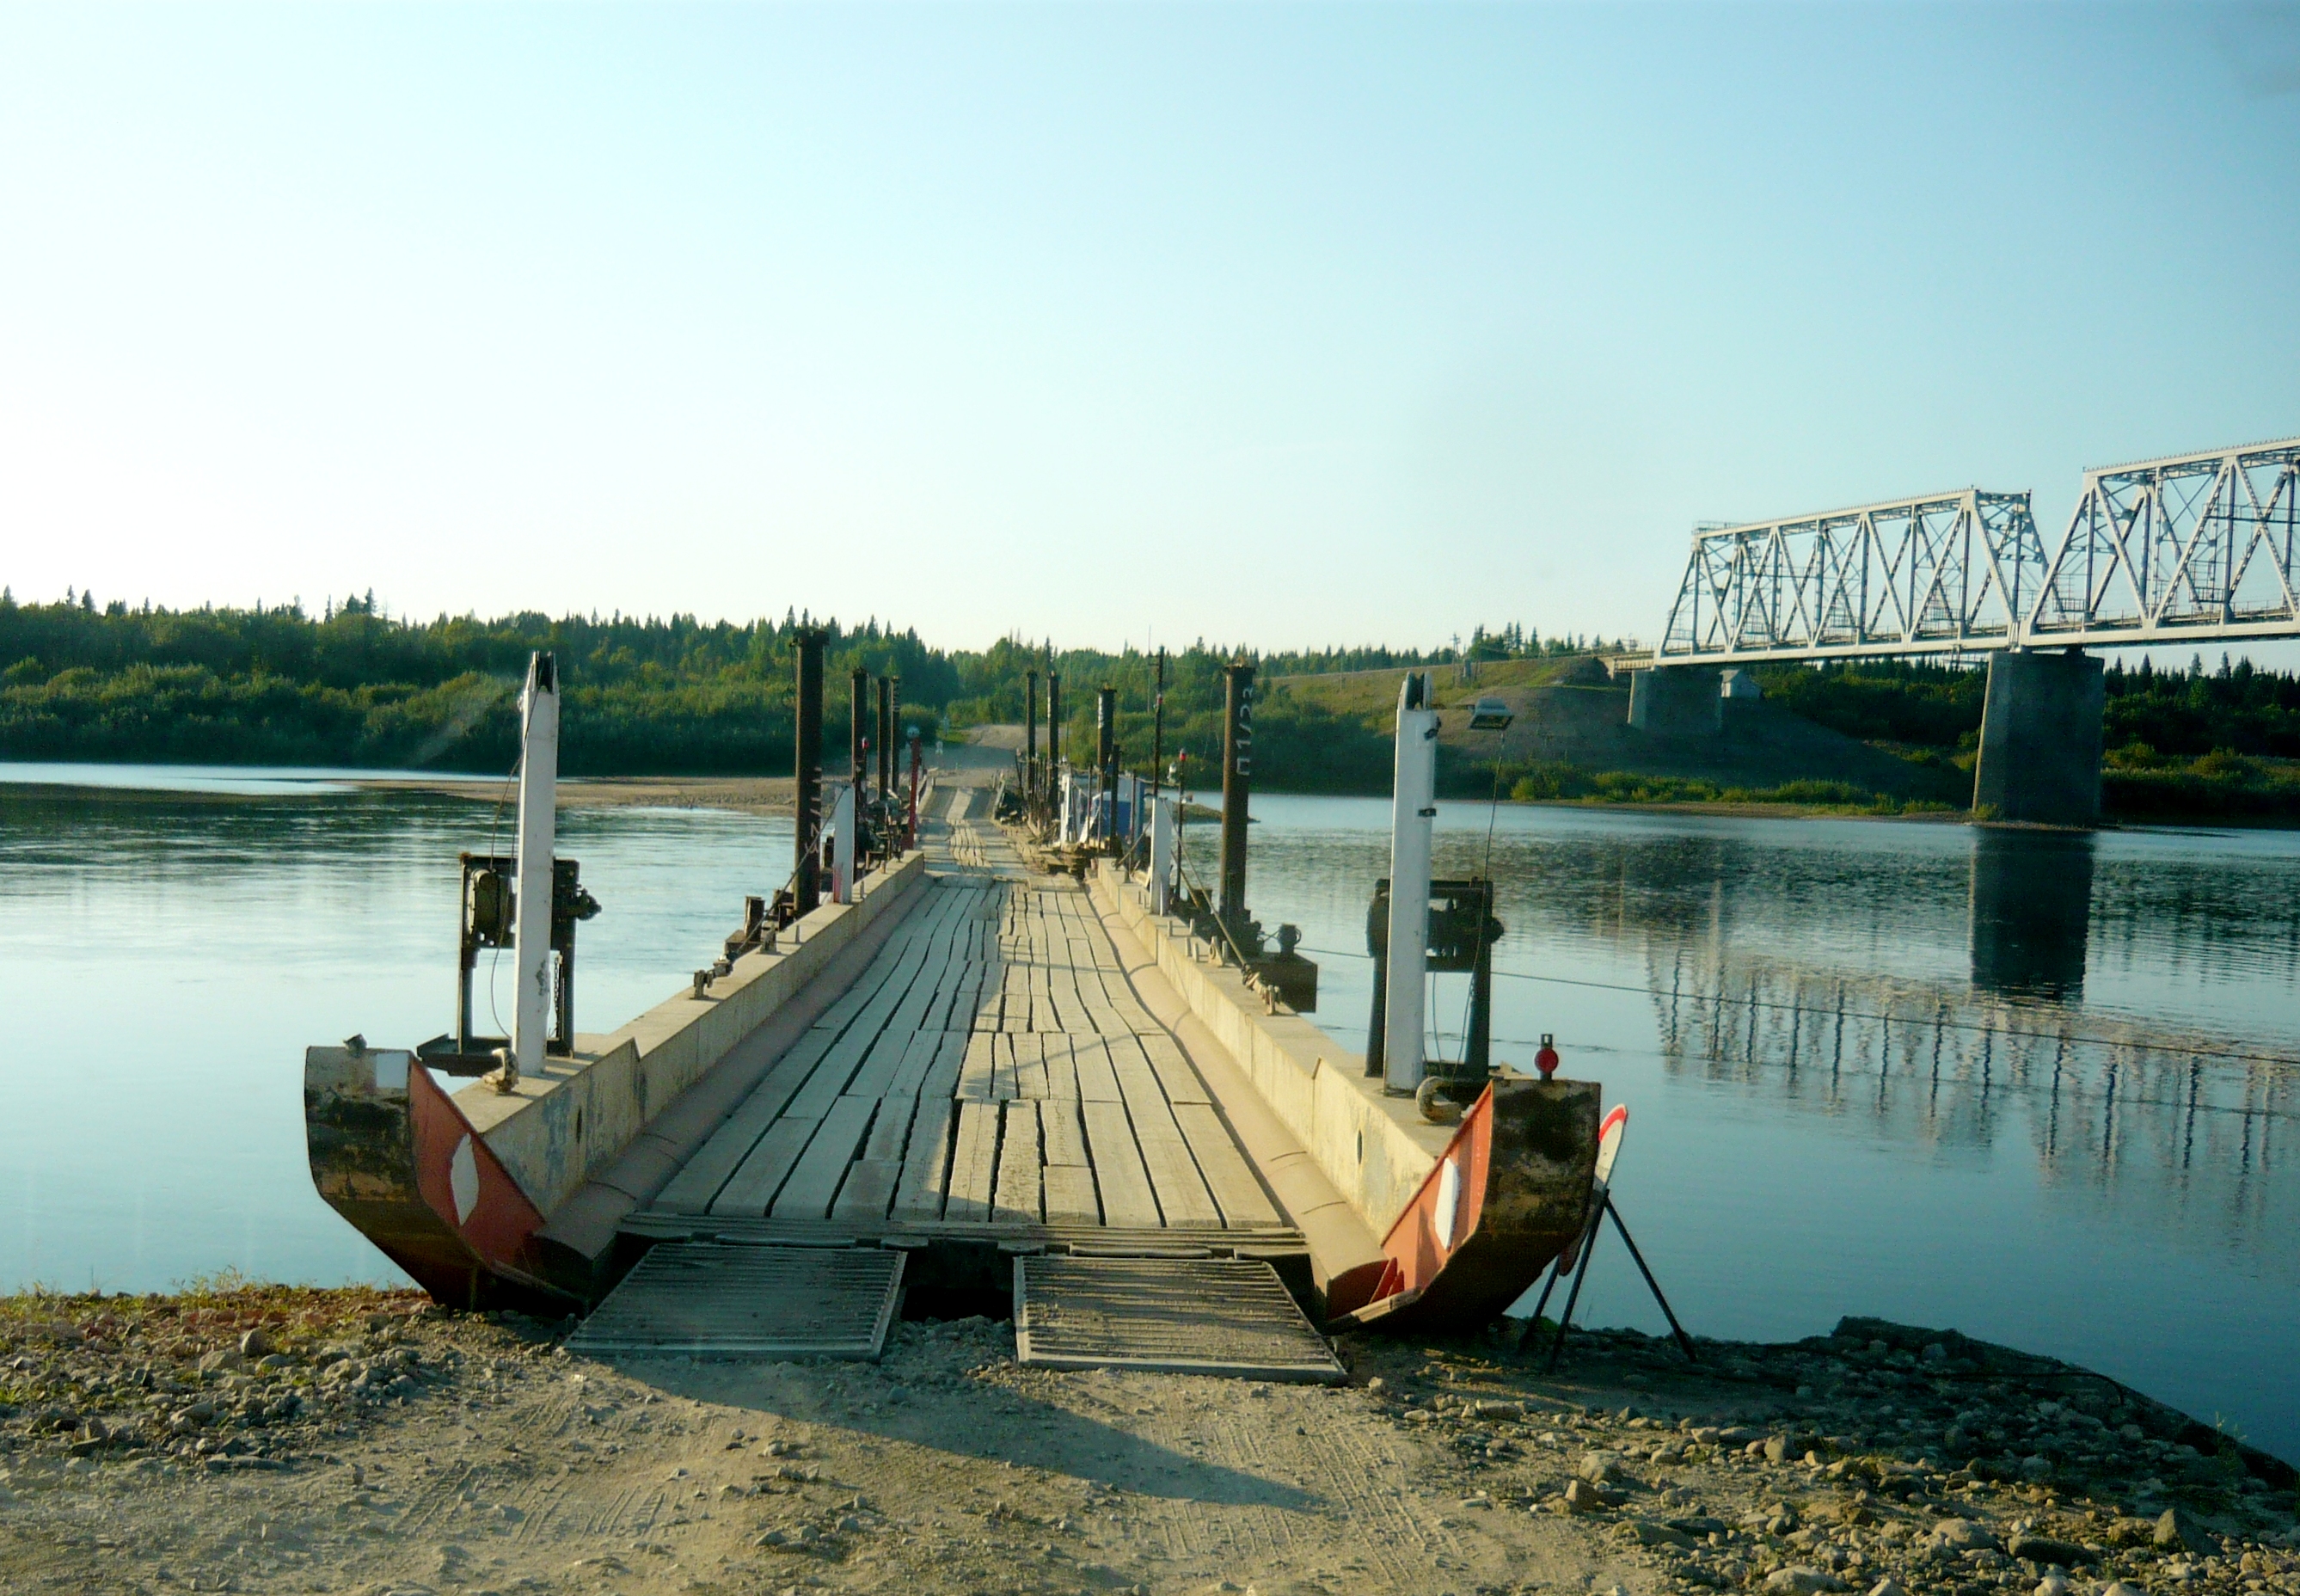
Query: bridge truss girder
[[1653, 435, 2300, 665], [2029, 437, 2300, 648], [1656, 489, 2045, 665]]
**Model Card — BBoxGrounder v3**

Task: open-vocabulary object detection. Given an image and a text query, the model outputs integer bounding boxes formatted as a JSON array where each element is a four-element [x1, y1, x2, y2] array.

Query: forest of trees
[[1749, 654, 2300, 758], [0, 592, 956, 775], [1750, 653, 2300, 818], [4, 589, 2294, 817], [0, 590, 1466, 784]]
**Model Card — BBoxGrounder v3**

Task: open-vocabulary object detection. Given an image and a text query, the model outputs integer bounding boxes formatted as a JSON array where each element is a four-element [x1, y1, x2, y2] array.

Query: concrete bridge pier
[[1972, 648, 2105, 826], [1626, 665, 1722, 735]]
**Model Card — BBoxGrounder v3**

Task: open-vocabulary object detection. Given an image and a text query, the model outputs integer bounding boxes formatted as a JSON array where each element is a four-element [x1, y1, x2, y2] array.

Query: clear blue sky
[[3, 2, 2294, 654]]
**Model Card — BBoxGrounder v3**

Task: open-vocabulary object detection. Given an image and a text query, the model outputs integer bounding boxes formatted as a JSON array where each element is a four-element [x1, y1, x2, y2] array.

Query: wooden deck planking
[[805, 881, 956, 1034], [1073, 973, 1124, 1036], [1137, 1033, 1212, 1106], [648, 870, 1296, 1243], [1104, 1034, 1224, 1227], [770, 1096, 879, 1219], [928, 957, 988, 1033], [890, 1098, 956, 1220], [1079, 1100, 1162, 1228], [934, 964, 984, 1033], [828, 1158, 902, 1221], [879, 1029, 942, 1097], [1039, 1096, 1090, 1169], [877, 921, 968, 1042], [841, 1021, 923, 1102], [1133, 1126, 1222, 1227], [956, 1032, 999, 1101], [1011, 1033, 1050, 1100], [1041, 1163, 1101, 1225], [653, 1029, 837, 1212], [1070, 1037, 1125, 1102], [708, 1115, 822, 1217], [1040, 1034, 1080, 1101], [1088, 966, 1160, 1033], [781, 938, 938, 1120], [859, 1093, 917, 1165], [1171, 1102, 1283, 1227], [1102, 1035, 1172, 1114], [992, 1101, 1042, 1223], [915, 1034, 966, 1102], [944, 1102, 1002, 1222]]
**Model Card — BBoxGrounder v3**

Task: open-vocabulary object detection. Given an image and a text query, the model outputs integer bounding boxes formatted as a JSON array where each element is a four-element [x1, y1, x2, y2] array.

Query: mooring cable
[[1291, 943, 2299, 1069]]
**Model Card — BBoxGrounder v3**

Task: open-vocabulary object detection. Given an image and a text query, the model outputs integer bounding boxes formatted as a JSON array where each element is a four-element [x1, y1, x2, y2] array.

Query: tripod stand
[[1516, 1189, 1696, 1370]]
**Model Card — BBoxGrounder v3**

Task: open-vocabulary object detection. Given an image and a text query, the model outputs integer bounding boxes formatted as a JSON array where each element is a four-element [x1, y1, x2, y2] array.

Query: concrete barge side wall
[[1093, 864, 1452, 1242], [459, 852, 929, 1219]]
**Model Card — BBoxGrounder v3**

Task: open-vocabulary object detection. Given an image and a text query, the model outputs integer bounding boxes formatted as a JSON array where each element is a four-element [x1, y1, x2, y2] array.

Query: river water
[[3, 768, 2294, 1457]]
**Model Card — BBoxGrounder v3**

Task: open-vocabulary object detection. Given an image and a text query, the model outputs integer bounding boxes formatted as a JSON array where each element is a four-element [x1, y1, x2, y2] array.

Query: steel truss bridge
[[1655, 435, 2300, 665]]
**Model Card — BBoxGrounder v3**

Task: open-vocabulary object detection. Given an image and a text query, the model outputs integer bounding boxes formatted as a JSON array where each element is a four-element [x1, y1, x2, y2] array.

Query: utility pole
[[1150, 647, 1165, 807], [1096, 685, 1118, 853], [888, 677, 903, 803], [1382, 671, 1438, 1094], [877, 676, 892, 807], [792, 629, 825, 915], [1046, 669, 1063, 827], [1217, 660, 1254, 942], [1025, 669, 1040, 813], [511, 651, 559, 1078], [849, 666, 869, 798]]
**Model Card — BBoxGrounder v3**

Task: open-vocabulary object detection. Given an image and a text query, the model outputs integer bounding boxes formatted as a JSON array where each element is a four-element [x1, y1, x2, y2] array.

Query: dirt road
[[3, 1287, 2293, 1596]]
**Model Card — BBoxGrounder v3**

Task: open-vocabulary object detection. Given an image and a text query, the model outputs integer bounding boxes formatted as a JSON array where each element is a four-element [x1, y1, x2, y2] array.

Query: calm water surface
[[1, 768, 791, 1302], [1215, 795, 2299, 1458], [3, 769, 2294, 1456]]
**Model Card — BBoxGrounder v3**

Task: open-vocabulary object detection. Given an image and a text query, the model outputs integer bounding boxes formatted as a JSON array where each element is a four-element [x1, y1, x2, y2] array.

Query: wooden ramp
[[628, 782, 1298, 1264]]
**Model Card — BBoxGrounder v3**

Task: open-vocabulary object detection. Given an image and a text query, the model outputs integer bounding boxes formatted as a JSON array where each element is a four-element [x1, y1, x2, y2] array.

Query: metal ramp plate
[[1013, 1255, 1346, 1383], [568, 1243, 904, 1360]]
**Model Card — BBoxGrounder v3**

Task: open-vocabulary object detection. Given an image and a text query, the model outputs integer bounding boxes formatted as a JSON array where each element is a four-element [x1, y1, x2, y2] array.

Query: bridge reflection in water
[[1243, 797, 2298, 1453], [1640, 828, 2286, 1240], [1968, 828, 2095, 1001]]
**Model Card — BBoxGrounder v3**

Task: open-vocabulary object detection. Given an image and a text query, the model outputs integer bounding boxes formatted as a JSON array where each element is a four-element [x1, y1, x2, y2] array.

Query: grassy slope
[[1271, 656, 1968, 815], [1273, 656, 2300, 822]]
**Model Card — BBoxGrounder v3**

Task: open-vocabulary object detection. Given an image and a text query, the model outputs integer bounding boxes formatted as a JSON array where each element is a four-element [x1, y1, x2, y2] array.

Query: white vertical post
[[512, 651, 559, 1076], [1383, 672, 1438, 1095], [1150, 795, 1175, 914], [831, 783, 856, 905]]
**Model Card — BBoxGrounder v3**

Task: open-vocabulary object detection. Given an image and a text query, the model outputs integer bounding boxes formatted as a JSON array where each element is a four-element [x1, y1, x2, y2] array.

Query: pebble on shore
[[1352, 1313, 2297, 1596], [0, 1283, 558, 1483]]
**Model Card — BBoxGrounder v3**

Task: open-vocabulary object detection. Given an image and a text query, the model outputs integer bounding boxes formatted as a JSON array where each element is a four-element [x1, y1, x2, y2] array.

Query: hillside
[[1271, 656, 1967, 812], [1272, 654, 2300, 820]]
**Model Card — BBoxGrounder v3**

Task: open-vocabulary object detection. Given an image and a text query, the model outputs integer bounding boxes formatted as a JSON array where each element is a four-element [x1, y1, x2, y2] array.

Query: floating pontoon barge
[[306, 653, 1599, 1372]]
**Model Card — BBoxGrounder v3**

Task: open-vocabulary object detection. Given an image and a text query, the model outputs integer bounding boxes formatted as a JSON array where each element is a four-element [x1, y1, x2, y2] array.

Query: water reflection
[[0, 780, 792, 1297], [1241, 796, 2300, 1458], [1647, 943, 2291, 1244], [1969, 828, 2095, 1000]]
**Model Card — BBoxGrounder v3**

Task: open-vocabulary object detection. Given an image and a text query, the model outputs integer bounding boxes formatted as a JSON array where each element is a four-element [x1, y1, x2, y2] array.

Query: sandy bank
[[352, 774, 800, 816]]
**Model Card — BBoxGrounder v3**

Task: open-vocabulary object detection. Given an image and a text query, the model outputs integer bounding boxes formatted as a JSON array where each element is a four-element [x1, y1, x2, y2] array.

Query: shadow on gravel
[[611, 1357, 1321, 1510]]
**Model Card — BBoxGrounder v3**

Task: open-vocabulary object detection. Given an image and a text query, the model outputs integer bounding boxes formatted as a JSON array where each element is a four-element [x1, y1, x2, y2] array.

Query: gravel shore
[[2, 1286, 2291, 1596]]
